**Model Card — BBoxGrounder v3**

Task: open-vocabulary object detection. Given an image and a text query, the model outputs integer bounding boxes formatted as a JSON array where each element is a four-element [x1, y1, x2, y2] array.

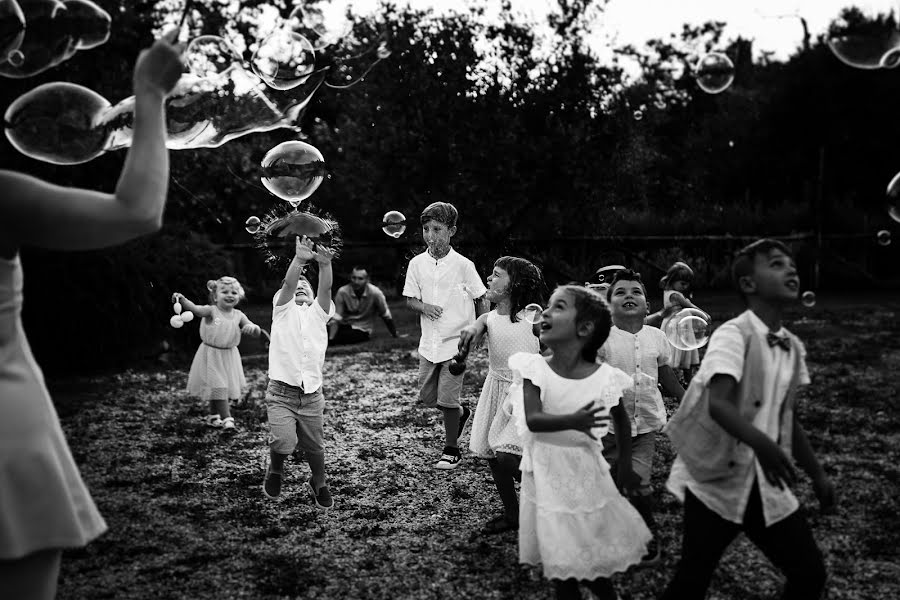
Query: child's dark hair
[[420, 202, 458, 228], [731, 239, 793, 299], [493, 256, 545, 322], [557, 285, 612, 363], [605, 268, 647, 303], [659, 261, 694, 290]]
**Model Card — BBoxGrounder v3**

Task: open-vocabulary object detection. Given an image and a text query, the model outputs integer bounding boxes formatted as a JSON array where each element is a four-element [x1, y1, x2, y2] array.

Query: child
[[661, 239, 834, 600], [600, 269, 685, 565], [173, 277, 261, 431], [0, 32, 182, 599], [403, 202, 487, 470], [262, 236, 336, 508], [458, 256, 544, 534], [655, 261, 707, 381], [510, 285, 651, 600]]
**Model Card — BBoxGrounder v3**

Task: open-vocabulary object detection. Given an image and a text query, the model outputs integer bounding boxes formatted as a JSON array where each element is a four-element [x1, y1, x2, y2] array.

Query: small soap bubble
[[185, 35, 242, 77], [663, 308, 710, 351], [251, 29, 316, 91], [245, 215, 261, 234], [376, 41, 391, 59], [7, 49, 23, 66], [523, 303, 544, 325], [260, 140, 326, 204], [801, 291, 816, 308], [695, 52, 735, 94], [728, 140, 735, 148], [381, 210, 406, 238], [633, 110, 643, 121], [877, 230, 892, 246], [887, 171, 900, 223], [170, 314, 185, 328]]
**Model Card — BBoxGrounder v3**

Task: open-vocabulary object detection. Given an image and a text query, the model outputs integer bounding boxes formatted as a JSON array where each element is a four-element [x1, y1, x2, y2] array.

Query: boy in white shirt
[[403, 202, 487, 469], [661, 239, 835, 599], [600, 269, 685, 565], [263, 236, 336, 508]]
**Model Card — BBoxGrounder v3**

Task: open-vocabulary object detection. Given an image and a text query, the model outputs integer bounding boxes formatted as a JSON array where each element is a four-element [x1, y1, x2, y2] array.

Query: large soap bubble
[[663, 308, 710, 351], [887, 170, 900, 223], [251, 29, 316, 90], [254, 206, 342, 270], [0, 0, 26, 64], [260, 140, 326, 206], [827, 8, 900, 69], [289, 0, 352, 50], [0, 0, 110, 78], [4, 81, 110, 164], [695, 52, 735, 94]]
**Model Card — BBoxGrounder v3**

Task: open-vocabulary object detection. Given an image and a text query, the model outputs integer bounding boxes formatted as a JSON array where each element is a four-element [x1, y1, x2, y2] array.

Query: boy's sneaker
[[204, 414, 223, 428], [262, 463, 283, 499], [457, 405, 471, 439], [434, 446, 461, 470], [308, 476, 334, 509], [639, 538, 661, 567]]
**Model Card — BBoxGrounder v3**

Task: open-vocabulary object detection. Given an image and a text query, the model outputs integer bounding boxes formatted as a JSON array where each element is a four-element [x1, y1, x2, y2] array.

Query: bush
[[21, 224, 233, 374]]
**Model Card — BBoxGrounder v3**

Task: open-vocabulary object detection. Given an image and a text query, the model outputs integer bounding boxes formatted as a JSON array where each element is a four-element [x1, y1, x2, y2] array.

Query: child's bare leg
[[490, 451, 520, 521], [441, 406, 462, 447], [210, 399, 231, 419]]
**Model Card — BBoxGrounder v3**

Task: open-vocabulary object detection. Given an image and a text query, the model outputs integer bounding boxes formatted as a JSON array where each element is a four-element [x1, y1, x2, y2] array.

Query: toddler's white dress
[[509, 352, 651, 580], [186, 305, 246, 401]]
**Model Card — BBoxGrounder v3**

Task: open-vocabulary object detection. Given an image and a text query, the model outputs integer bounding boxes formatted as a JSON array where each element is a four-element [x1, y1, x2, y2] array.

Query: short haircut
[[350, 266, 368, 275], [605, 268, 647, 303], [731, 238, 793, 297], [420, 202, 458, 228]]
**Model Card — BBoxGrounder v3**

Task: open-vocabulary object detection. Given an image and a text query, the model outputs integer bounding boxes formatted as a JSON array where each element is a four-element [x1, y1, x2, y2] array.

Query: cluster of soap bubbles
[[663, 308, 711, 351], [4, 0, 391, 165], [0, 0, 111, 78], [169, 298, 195, 328]]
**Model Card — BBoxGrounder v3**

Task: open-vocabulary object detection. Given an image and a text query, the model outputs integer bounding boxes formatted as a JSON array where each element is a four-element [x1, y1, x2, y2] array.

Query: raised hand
[[315, 246, 336, 266], [133, 28, 184, 97], [295, 235, 317, 262]]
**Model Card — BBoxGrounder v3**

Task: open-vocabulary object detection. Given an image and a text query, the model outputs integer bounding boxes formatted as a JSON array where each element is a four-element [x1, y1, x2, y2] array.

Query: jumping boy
[[661, 239, 835, 599], [403, 202, 487, 469]]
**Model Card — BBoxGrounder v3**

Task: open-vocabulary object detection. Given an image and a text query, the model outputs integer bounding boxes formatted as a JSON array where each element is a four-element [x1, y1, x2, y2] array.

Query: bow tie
[[766, 332, 791, 351]]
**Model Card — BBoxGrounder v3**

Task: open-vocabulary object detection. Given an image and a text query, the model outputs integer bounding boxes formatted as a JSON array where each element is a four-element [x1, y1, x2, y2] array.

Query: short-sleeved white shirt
[[402, 247, 487, 363], [666, 309, 811, 526], [268, 294, 336, 393], [600, 325, 672, 436]]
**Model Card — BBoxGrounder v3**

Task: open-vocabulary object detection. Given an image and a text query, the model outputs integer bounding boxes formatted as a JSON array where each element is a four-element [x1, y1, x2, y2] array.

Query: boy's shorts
[[601, 431, 656, 496], [417, 355, 463, 410], [265, 379, 325, 456]]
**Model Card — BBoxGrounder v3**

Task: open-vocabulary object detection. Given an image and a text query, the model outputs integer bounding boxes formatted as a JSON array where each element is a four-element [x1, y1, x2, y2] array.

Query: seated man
[[329, 266, 399, 345]]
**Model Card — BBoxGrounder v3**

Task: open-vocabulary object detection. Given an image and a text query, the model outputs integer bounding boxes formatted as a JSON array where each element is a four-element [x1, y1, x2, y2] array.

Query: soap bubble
[[376, 40, 390, 59], [0, 0, 110, 78], [381, 210, 406, 238], [251, 29, 316, 90], [256, 207, 342, 270], [0, 0, 25, 63], [289, 0, 352, 50], [827, 8, 900, 70], [245, 215, 261, 234], [888, 170, 900, 223], [170, 314, 184, 328], [695, 52, 735, 94], [523, 303, 544, 325], [4, 81, 111, 164], [877, 230, 892, 246], [184, 35, 242, 77], [7, 48, 23, 65], [663, 308, 710, 351], [801, 291, 816, 308], [633, 110, 643, 121], [260, 140, 326, 204], [180, 311, 194, 323]]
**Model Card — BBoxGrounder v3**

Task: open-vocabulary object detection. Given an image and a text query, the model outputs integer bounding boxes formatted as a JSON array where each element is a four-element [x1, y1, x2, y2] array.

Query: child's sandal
[[204, 414, 224, 428], [221, 416, 236, 431]]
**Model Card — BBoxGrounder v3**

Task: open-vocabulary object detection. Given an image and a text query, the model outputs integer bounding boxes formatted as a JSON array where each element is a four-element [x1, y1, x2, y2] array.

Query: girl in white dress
[[0, 32, 182, 600], [659, 261, 708, 382], [510, 285, 651, 600], [459, 256, 543, 534], [173, 277, 261, 431]]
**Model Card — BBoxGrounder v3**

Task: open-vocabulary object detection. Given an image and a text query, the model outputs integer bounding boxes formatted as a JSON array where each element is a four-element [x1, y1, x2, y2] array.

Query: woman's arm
[[0, 33, 183, 253]]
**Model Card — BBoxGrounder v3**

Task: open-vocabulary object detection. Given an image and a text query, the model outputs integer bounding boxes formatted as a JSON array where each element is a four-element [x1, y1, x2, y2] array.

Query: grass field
[[50, 294, 900, 600]]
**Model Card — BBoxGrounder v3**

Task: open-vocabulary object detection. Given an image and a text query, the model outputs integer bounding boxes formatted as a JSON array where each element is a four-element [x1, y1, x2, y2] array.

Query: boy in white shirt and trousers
[[263, 236, 337, 509], [404, 202, 487, 469], [661, 239, 835, 599]]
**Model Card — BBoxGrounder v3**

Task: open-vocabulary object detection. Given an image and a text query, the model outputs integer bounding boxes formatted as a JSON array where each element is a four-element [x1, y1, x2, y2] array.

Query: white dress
[[469, 310, 539, 459], [186, 306, 247, 401], [509, 352, 651, 580], [662, 290, 700, 369]]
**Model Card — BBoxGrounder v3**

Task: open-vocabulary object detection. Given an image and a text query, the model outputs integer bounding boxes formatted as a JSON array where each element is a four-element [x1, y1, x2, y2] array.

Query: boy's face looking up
[[422, 219, 455, 257], [740, 248, 799, 304], [295, 277, 314, 306], [608, 279, 648, 321]]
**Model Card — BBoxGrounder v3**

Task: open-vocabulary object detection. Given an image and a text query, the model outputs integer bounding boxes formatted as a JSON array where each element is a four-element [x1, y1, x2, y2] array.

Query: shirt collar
[[428, 246, 456, 265], [746, 309, 786, 337]]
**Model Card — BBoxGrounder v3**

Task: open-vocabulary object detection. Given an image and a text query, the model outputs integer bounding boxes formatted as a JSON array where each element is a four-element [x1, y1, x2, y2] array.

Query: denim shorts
[[265, 379, 325, 456]]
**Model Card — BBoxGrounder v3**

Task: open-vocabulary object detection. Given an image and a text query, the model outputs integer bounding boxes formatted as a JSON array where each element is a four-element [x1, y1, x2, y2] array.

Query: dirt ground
[[50, 294, 900, 600]]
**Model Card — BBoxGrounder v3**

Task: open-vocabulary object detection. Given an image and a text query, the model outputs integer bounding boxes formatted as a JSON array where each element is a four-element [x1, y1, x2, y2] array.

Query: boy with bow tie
[[660, 239, 835, 600]]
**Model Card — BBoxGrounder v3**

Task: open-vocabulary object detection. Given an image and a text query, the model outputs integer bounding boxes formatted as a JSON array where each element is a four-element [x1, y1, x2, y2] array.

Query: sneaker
[[308, 476, 334, 510], [434, 446, 461, 470], [639, 538, 661, 567], [262, 463, 283, 499], [204, 414, 223, 428], [457, 405, 471, 439]]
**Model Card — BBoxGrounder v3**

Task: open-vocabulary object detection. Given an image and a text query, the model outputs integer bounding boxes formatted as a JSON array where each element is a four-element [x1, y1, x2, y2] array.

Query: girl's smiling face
[[215, 283, 240, 309], [485, 266, 510, 302], [538, 288, 579, 347], [672, 279, 691, 293]]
